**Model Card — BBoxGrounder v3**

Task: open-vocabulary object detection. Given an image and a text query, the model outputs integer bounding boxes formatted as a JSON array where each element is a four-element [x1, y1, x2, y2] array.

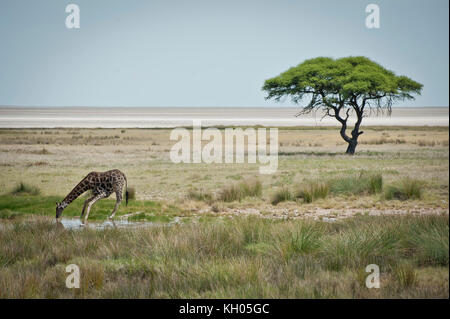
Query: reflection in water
[[56, 218, 161, 230]]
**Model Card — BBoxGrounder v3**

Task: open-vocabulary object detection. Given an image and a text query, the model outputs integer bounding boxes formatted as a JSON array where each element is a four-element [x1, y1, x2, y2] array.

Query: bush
[[187, 189, 214, 202], [218, 184, 241, 202], [405, 216, 449, 266], [368, 174, 383, 194], [384, 177, 424, 200], [296, 181, 329, 203], [328, 171, 383, 195], [239, 179, 263, 198], [393, 262, 418, 288], [271, 186, 293, 205], [11, 182, 41, 196], [218, 179, 262, 202]]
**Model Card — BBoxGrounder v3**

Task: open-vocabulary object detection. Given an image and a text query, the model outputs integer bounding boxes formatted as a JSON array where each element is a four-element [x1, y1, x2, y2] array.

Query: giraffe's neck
[[61, 179, 91, 207]]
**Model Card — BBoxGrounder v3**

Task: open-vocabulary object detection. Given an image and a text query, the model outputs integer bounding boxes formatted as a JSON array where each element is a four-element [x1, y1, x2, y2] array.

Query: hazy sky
[[0, 0, 448, 107]]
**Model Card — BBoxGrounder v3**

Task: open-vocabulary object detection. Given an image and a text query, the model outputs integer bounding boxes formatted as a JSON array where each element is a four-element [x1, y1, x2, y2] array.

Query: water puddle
[[57, 218, 170, 230], [0, 216, 183, 231]]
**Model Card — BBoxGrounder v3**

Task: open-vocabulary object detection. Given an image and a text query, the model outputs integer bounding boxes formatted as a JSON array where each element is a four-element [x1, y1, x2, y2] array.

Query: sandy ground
[[0, 126, 448, 221]]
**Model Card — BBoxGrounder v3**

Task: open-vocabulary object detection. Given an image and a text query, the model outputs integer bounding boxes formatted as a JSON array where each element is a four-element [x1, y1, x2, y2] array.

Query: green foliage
[[271, 186, 293, 205], [0, 195, 182, 220], [393, 262, 418, 288], [11, 182, 41, 196], [384, 177, 424, 200], [218, 179, 262, 202], [296, 181, 329, 203], [263, 56, 422, 105], [328, 171, 383, 195], [0, 215, 447, 298], [188, 188, 214, 202], [263, 56, 422, 154], [405, 216, 449, 266]]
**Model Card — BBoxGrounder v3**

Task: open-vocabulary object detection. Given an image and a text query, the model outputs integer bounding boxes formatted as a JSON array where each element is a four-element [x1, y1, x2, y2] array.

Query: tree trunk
[[335, 103, 364, 155], [345, 139, 358, 155]]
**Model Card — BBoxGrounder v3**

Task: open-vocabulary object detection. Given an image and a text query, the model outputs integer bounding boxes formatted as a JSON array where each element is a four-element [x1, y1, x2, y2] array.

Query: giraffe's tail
[[125, 176, 129, 206]]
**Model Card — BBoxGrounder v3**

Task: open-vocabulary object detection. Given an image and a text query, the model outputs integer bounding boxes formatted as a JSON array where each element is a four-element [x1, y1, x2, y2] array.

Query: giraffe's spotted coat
[[56, 169, 128, 222]]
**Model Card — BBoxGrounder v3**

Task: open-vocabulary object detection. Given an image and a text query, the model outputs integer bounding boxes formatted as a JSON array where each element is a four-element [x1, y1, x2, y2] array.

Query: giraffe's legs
[[81, 195, 96, 219], [83, 192, 107, 223], [108, 190, 123, 220]]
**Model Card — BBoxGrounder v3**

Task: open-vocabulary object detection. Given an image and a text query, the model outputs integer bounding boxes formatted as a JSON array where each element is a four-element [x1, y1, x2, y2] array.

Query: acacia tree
[[262, 56, 423, 154]]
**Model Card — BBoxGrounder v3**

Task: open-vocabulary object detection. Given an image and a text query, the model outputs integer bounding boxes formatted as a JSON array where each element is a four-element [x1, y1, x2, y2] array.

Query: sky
[[0, 0, 448, 107]]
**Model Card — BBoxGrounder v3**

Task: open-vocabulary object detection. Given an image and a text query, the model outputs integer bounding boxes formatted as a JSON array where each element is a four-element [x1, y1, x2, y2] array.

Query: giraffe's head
[[56, 202, 65, 219]]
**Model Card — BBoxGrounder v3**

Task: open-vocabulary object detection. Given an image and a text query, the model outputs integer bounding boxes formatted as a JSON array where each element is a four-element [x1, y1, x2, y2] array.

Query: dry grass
[[0, 214, 447, 298], [10, 182, 41, 196], [218, 178, 262, 202], [271, 186, 293, 205], [384, 178, 425, 201], [296, 181, 329, 203], [0, 127, 448, 298], [0, 127, 447, 217]]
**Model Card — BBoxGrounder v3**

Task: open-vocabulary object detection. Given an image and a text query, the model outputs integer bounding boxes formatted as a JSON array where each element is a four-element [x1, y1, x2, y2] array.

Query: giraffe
[[56, 169, 128, 223]]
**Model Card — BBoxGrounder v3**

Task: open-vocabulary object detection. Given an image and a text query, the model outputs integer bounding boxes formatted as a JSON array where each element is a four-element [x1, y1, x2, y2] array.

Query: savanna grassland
[[0, 126, 448, 298]]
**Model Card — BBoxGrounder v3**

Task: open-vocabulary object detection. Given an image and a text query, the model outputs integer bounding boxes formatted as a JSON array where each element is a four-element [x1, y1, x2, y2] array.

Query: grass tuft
[[187, 189, 214, 202], [384, 177, 424, 200], [218, 179, 262, 202], [11, 182, 41, 196], [271, 186, 293, 205], [295, 181, 329, 203], [328, 171, 383, 196], [393, 262, 418, 288], [0, 214, 447, 298]]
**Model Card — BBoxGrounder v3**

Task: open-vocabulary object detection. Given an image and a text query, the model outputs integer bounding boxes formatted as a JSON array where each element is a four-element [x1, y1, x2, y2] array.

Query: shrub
[[361, 137, 406, 145], [405, 216, 449, 266], [187, 189, 214, 202], [218, 184, 241, 202], [393, 262, 418, 288], [11, 182, 41, 196], [218, 179, 262, 202], [384, 178, 424, 200], [368, 174, 383, 194], [416, 140, 436, 147], [271, 186, 292, 205], [296, 181, 329, 203], [328, 171, 383, 195], [239, 178, 263, 198]]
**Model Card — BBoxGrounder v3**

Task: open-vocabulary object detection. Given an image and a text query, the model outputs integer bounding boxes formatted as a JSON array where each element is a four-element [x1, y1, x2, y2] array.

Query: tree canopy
[[262, 56, 423, 154]]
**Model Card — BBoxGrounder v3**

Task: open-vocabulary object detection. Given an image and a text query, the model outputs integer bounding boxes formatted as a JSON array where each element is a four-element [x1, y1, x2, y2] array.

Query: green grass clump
[[218, 184, 242, 202], [0, 195, 182, 221], [393, 262, 418, 288], [384, 177, 424, 200], [0, 209, 20, 219], [239, 178, 263, 197], [10, 182, 41, 196], [328, 171, 383, 195], [0, 214, 447, 298], [218, 179, 262, 202], [404, 216, 449, 266], [187, 189, 214, 202], [296, 181, 329, 203], [271, 186, 293, 205]]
